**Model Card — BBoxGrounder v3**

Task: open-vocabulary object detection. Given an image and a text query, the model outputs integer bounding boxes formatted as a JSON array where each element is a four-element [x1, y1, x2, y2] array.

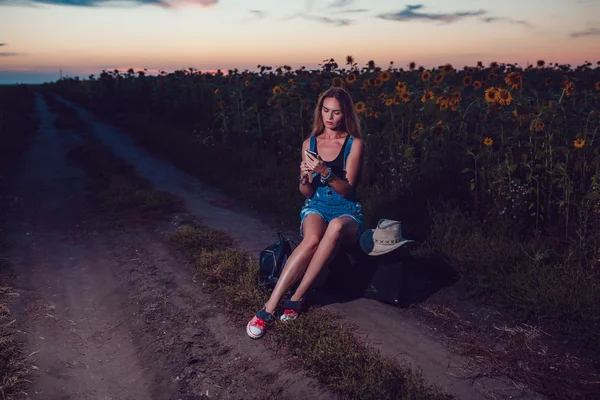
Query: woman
[[247, 87, 364, 339]]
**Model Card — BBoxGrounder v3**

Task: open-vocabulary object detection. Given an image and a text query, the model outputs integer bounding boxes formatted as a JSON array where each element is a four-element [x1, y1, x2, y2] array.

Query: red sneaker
[[246, 307, 274, 339], [279, 298, 304, 322]]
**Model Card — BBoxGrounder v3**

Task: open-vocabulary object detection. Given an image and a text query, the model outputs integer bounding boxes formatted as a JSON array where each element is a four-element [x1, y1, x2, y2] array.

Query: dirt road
[[4, 94, 329, 400]]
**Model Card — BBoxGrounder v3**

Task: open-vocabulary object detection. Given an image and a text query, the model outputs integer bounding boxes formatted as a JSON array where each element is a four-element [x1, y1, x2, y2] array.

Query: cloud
[[378, 4, 485, 24], [570, 27, 600, 38], [304, 14, 353, 26], [482, 16, 532, 27], [337, 8, 368, 14], [326, 0, 354, 8], [0, 52, 21, 56], [287, 12, 354, 26], [0, 0, 218, 8], [245, 9, 266, 22], [0, 43, 6, 46]]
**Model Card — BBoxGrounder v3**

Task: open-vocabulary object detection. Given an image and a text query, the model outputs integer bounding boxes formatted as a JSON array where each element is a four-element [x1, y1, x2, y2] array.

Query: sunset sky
[[0, 0, 599, 84]]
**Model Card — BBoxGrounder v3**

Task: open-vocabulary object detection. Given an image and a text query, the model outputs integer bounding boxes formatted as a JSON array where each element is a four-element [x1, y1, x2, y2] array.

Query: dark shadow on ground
[[307, 243, 460, 308]]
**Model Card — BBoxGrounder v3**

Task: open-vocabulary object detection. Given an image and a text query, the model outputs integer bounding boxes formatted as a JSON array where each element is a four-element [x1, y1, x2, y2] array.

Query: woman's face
[[321, 97, 343, 131]]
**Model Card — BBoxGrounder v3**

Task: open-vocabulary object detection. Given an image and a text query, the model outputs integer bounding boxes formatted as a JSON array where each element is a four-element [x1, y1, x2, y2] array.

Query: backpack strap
[[343, 135, 354, 169], [309, 135, 316, 152]]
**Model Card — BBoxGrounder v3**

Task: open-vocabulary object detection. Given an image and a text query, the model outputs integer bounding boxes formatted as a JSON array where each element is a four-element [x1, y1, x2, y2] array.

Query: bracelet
[[320, 167, 332, 184]]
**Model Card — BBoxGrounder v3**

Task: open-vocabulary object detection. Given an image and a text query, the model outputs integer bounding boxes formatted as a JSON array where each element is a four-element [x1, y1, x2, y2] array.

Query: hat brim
[[359, 229, 416, 256]]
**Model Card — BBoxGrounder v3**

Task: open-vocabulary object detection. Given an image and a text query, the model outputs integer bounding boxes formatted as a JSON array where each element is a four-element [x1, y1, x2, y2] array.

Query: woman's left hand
[[305, 152, 328, 175]]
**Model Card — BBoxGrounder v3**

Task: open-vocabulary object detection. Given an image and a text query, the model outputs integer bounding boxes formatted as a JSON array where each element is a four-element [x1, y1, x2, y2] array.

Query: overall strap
[[343, 135, 354, 169], [309, 135, 316, 152]]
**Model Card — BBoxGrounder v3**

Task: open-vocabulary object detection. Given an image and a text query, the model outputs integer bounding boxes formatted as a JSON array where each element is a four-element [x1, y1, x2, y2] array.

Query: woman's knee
[[324, 217, 357, 243], [323, 218, 346, 241], [300, 234, 320, 252]]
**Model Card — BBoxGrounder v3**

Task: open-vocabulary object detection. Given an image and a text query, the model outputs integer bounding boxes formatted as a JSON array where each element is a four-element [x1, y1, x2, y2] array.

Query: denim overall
[[299, 135, 363, 240]]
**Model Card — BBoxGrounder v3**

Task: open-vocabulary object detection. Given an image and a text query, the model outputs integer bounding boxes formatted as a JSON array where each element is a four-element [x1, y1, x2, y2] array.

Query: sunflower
[[490, 61, 499, 70], [477, 61, 484, 68], [272, 85, 284, 95], [214, 88, 220, 95], [409, 61, 417, 71], [374, 78, 383, 87], [267, 98, 278, 108], [440, 103, 449, 111], [244, 80, 250, 87], [374, 111, 381, 119], [380, 70, 392, 81], [355, 101, 366, 113], [530, 118, 544, 132], [442, 63, 454, 75], [436, 94, 450, 107], [537, 60, 545, 68], [415, 123, 424, 130], [346, 55, 355, 65], [488, 72, 498, 81], [484, 87, 498, 103], [434, 73, 444, 84], [497, 89, 513, 105], [346, 73, 358, 84], [448, 92, 462, 110], [379, 92, 388, 101], [365, 108, 373, 117], [400, 91, 412, 103], [393, 93, 402, 105], [332, 77, 343, 87], [573, 138, 585, 148], [564, 81, 574, 96], [361, 79, 371, 88], [596, 81, 600, 91], [421, 70, 432, 82], [396, 81, 407, 92], [483, 137, 493, 147], [504, 72, 522, 90], [462, 76, 473, 87], [473, 80, 482, 90], [421, 90, 435, 103], [431, 120, 446, 136], [385, 98, 394, 107]]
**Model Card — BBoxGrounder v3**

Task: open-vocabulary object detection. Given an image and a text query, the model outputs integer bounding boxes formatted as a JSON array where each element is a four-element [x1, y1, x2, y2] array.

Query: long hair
[[310, 87, 361, 138]]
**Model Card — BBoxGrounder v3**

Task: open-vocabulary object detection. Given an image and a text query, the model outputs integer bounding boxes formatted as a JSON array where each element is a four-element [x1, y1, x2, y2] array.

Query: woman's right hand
[[300, 161, 313, 184]]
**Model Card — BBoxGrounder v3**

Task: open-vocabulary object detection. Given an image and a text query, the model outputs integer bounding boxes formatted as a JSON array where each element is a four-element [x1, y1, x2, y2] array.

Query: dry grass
[[417, 303, 599, 399], [0, 286, 29, 400], [169, 223, 453, 400], [413, 203, 600, 345], [65, 134, 184, 222]]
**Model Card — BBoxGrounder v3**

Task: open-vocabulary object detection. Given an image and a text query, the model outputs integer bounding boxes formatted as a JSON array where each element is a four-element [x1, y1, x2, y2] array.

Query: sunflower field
[[47, 57, 600, 336]]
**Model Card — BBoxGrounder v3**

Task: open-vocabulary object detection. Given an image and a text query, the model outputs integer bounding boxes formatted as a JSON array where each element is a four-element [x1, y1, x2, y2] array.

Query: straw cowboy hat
[[359, 219, 416, 256]]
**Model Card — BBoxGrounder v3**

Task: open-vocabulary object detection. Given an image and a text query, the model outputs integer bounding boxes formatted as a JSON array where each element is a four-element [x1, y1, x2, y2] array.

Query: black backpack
[[258, 232, 296, 289]]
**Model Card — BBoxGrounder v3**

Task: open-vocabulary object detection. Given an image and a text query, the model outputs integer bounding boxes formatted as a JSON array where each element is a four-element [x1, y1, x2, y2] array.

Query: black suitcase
[[323, 244, 406, 305]]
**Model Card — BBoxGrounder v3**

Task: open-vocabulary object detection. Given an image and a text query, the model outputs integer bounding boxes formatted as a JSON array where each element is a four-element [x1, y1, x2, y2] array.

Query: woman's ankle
[[289, 296, 303, 303], [264, 302, 277, 314]]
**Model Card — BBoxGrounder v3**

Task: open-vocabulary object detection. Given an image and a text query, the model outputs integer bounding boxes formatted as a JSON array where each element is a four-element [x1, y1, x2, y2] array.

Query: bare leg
[[290, 216, 358, 302], [264, 214, 326, 314]]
